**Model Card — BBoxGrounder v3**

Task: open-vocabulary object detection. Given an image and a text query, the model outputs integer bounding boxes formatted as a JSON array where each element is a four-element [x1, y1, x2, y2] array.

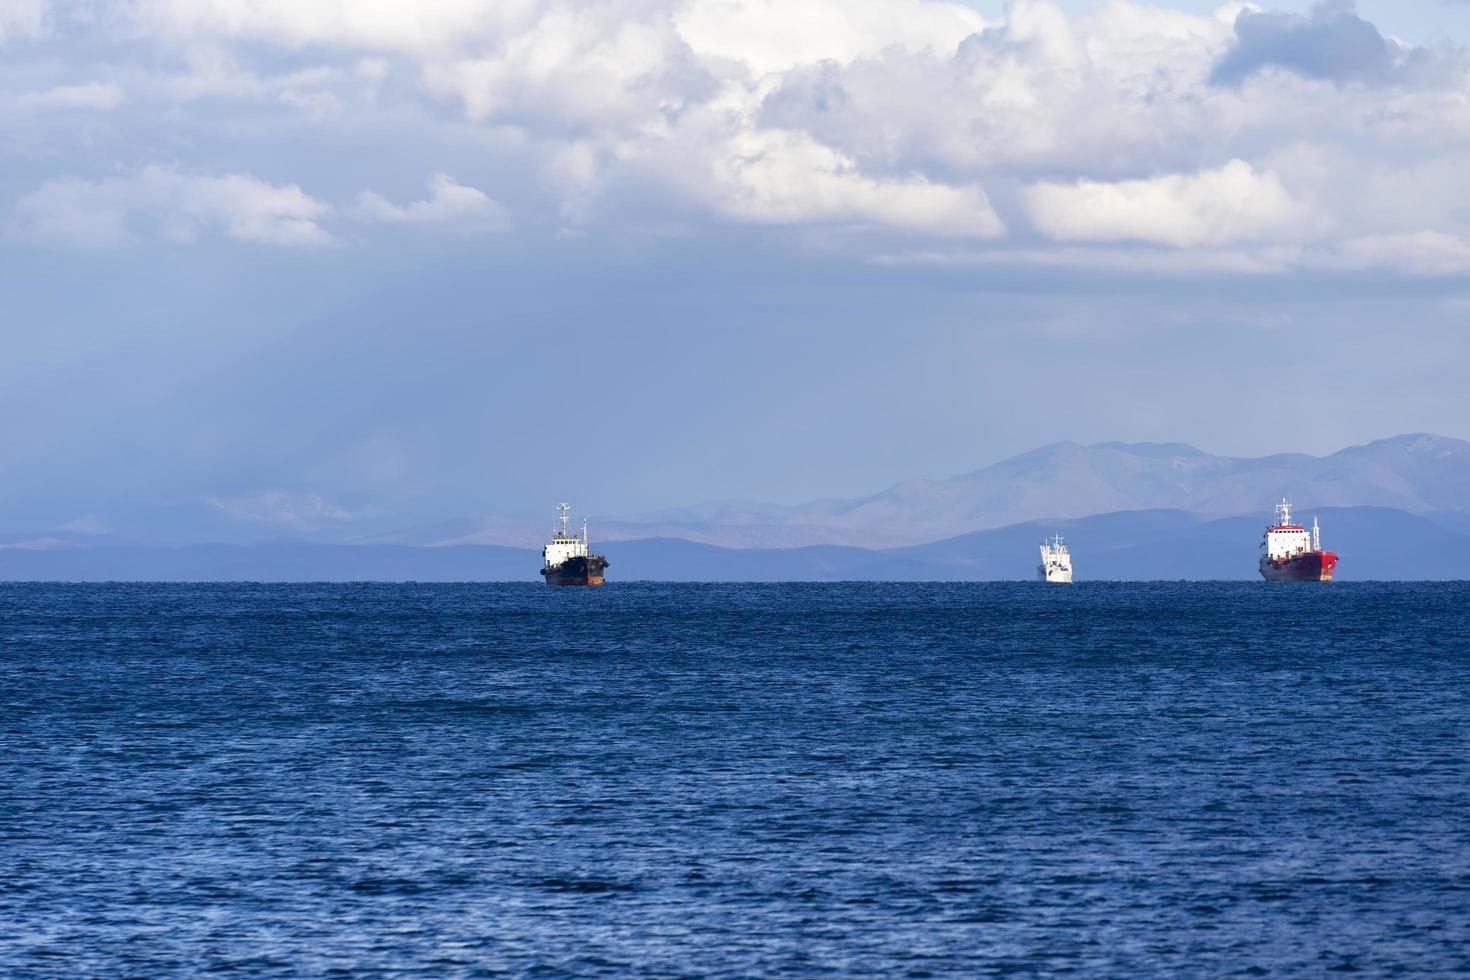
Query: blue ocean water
[[2, 582, 1468, 976]]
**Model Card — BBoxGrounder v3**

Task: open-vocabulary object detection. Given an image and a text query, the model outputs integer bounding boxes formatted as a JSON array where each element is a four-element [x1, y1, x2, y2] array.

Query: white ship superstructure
[[542, 503, 590, 568], [1262, 499, 1313, 561], [1038, 534, 1073, 583]]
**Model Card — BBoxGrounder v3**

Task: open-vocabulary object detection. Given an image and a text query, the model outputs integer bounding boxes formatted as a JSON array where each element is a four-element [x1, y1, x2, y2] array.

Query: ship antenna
[[557, 502, 570, 537]]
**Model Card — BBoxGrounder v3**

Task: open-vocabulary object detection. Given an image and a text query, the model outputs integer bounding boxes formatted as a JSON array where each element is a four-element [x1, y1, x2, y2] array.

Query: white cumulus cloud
[[421, 5, 714, 132], [672, 0, 986, 76], [356, 173, 509, 229], [1024, 159, 1299, 248], [688, 129, 1005, 236], [10, 166, 332, 247], [128, 0, 539, 53]]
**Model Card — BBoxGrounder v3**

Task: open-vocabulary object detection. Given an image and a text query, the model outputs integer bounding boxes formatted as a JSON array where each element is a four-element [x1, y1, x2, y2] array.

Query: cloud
[[1211, 1, 1401, 86], [277, 87, 341, 118], [355, 173, 509, 230], [58, 514, 108, 534], [421, 6, 717, 134], [878, 230, 1470, 280], [599, 115, 1005, 236], [18, 81, 125, 109], [3, 0, 1470, 269], [0, 0, 45, 43], [10, 166, 332, 247], [683, 129, 1005, 236], [672, 0, 986, 76], [129, 0, 539, 54], [134, 0, 985, 72], [0, 537, 79, 551], [1320, 231, 1470, 276], [872, 243, 1300, 276], [1024, 160, 1299, 248], [755, 0, 1238, 185], [205, 491, 356, 528]]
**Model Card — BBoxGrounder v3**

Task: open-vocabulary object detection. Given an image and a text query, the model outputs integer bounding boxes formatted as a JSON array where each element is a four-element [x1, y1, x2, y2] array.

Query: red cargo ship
[[1258, 498, 1338, 582]]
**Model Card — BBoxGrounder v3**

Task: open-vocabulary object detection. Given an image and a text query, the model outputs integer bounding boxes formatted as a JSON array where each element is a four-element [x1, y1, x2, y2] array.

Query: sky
[[3, 0, 1470, 539]]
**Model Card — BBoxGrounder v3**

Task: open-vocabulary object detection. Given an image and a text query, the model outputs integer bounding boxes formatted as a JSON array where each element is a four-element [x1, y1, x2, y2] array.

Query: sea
[[2, 582, 1468, 977]]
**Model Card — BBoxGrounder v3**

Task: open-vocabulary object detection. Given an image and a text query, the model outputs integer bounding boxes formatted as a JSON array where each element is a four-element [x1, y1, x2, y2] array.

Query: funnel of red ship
[[1258, 498, 1339, 582]]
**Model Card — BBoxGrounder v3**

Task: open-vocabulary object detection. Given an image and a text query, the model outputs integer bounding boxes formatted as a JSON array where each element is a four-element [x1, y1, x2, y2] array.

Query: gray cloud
[[5, 0, 1470, 271], [1211, 1, 1401, 86]]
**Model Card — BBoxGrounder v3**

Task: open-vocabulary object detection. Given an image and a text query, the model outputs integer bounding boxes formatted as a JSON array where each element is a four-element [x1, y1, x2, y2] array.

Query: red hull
[[1259, 550, 1338, 582]]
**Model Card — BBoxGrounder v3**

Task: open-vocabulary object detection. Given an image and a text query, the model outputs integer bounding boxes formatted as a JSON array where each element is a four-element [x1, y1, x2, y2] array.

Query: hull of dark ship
[[542, 555, 609, 587], [1259, 551, 1338, 582]]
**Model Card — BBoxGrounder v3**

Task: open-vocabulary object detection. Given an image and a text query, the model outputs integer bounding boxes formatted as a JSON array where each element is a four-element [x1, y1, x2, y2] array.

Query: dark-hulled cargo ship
[[541, 503, 609, 587], [1259, 498, 1339, 582]]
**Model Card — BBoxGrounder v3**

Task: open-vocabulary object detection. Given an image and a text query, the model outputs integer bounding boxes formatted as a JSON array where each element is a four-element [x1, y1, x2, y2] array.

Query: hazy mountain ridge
[[606, 433, 1470, 547], [331, 433, 1470, 551], [4, 506, 1466, 582], [7, 434, 1468, 555]]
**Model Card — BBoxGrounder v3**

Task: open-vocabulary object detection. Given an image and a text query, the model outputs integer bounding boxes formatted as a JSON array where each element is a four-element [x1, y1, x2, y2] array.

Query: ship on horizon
[[1259, 498, 1338, 582], [541, 503, 609, 587], [1038, 534, 1073, 583]]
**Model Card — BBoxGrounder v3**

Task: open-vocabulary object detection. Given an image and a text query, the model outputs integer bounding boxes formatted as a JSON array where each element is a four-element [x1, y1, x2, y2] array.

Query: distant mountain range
[[3, 433, 1467, 580], [362, 433, 1470, 549], [3, 507, 1466, 582]]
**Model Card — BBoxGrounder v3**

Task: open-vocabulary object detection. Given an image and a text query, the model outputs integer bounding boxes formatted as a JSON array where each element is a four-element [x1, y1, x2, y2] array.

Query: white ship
[[1038, 534, 1073, 583]]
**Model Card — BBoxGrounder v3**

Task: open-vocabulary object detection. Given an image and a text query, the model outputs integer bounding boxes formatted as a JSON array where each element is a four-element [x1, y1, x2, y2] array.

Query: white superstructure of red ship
[[1258, 498, 1338, 582]]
